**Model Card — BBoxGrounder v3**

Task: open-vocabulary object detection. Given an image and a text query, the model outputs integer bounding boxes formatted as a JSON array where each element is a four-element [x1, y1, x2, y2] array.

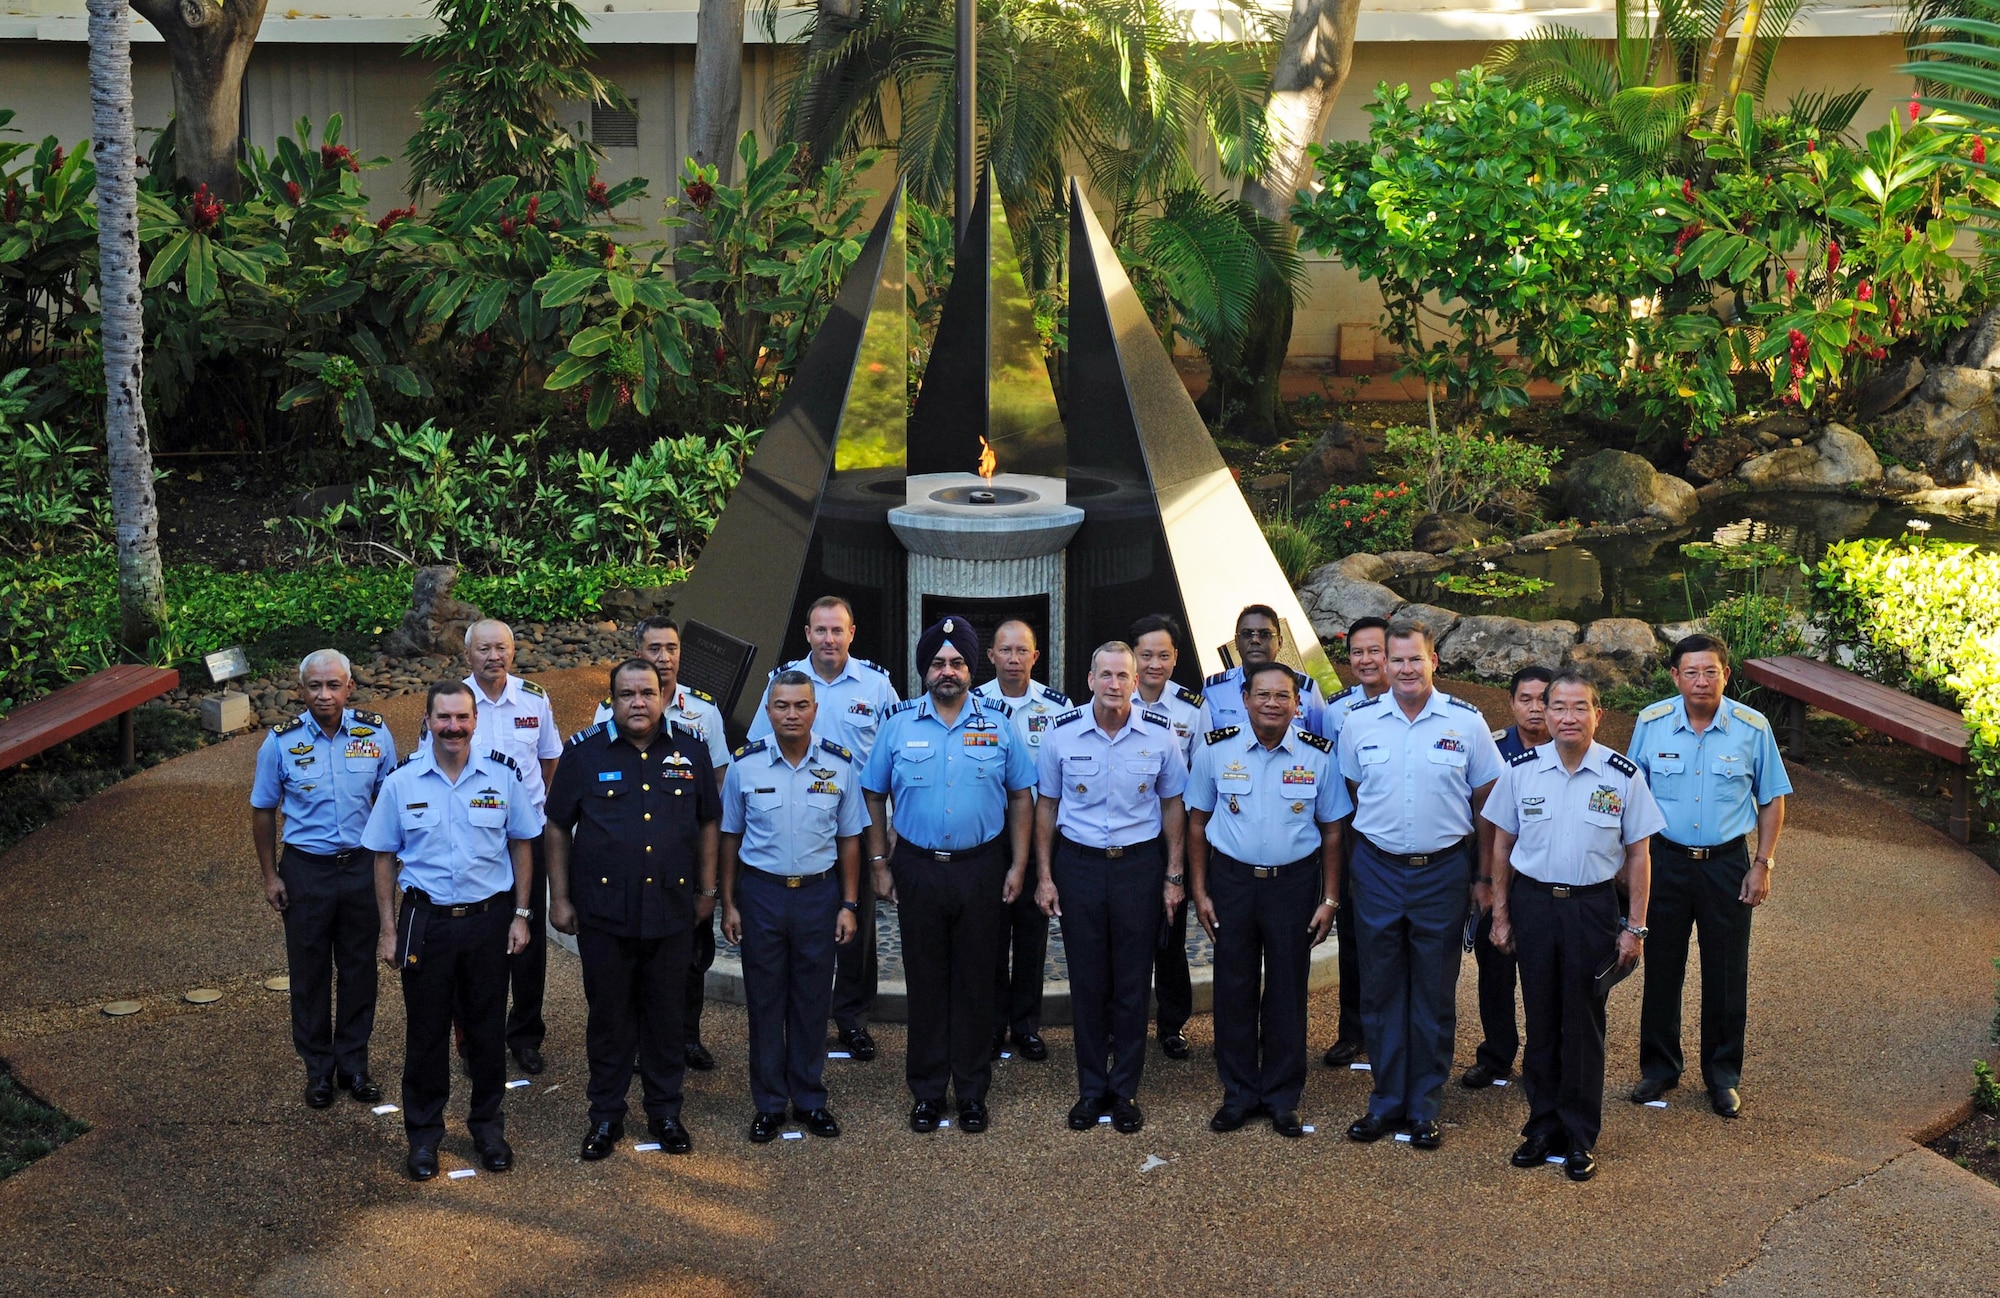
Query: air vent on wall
[[592, 101, 638, 149]]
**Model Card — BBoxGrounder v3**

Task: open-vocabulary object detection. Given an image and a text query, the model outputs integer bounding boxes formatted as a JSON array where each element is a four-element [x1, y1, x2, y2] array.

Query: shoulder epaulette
[[885, 698, 919, 718], [349, 709, 385, 727], [521, 679, 547, 697], [1175, 685, 1204, 708], [567, 722, 605, 746], [1044, 688, 1071, 706], [1491, 727, 1507, 741], [1296, 729, 1333, 753], [820, 738, 854, 763], [1729, 702, 1769, 731], [1053, 708, 1085, 729], [855, 657, 890, 675], [1295, 669, 1320, 696], [1447, 695, 1481, 712], [1637, 700, 1674, 722], [1508, 748, 1539, 767], [272, 715, 305, 736], [1141, 709, 1171, 729], [1608, 751, 1638, 776], [1350, 695, 1386, 712], [1204, 726, 1240, 746], [598, 696, 612, 711], [486, 749, 525, 780], [1205, 669, 1234, 687], [684, 685, 715, 704], [733, 738, 768, 759], [980, 696, 1015, 719], [396, 753, 417, 769]]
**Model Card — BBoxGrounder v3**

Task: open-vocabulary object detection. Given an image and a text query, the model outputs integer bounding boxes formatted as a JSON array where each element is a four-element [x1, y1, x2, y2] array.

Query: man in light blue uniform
[[1129, 612, 1206, 1060], [1625, 633, 1790, 1119], [1198, 604, 1328, 737], [720, 670, 869, 1143], [972, 619, 1070, 1061], [250, 648, 398, 1108], [863, 616, 1035, 1133], [1318, 614, 1391, 1069], [1035, 642, 1189, 1135], [1187, 662, 1349, 1138], [365, 681, 540, 1182], [1338, 618, 1504, 1149], [747, 595, 901, 1059]]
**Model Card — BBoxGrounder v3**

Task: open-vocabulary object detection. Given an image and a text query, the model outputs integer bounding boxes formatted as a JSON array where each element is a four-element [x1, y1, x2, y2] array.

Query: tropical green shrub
[[1380, 424, 1560, 523], [1260, 517, 1325, 586], [1308, 481, 1422, 558], [0, 368, 102, 553]]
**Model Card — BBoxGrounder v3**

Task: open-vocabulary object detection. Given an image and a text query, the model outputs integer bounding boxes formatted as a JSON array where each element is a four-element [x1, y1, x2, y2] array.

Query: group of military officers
[[252, 595, 1788, 1183]]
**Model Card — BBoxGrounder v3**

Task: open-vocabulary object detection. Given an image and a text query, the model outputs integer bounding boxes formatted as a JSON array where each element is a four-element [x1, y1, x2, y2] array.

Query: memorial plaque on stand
[[678, 620, 758, 717]]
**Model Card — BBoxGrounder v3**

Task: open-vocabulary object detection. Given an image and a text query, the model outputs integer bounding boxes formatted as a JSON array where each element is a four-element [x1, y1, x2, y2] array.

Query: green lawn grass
[[0, 1065, 89, 1181]]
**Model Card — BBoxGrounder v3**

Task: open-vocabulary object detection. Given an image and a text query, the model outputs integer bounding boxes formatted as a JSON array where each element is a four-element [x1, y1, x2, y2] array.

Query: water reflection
[[1393, 493, 2000, 623]]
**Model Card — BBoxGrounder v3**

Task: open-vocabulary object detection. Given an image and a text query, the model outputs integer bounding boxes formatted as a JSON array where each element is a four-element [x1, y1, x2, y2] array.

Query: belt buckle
[[1252, 866, 1279, 879], [1105, 846, 1126, 859], [784, 874, 804, 888], [931, 851, 951, 862], [448, 904, 471, 918], [1691, 847, 1712, 859], [1408, 853, 1431, 867], [1551, 885, 1571, 899]]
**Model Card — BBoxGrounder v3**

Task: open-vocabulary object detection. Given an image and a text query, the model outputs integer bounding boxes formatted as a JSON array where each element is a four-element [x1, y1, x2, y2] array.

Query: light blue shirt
[[416, 673, 561, 819], [1187, 726, 1352, 865], [1626, 695, 1792, 846], [1338, 689, 1505, 855], [361, 749, 541, 904], [747, 655, 902, 761], [862, 694, 1036, 850], [1198, 665, 1327, 739], [1036, 705, 1190, 849], [1323, 682, 1383, 743], [249, 708, 399, 854], [1130, 684, 1206, 764], [722, 732, 870, 875], [594, 683, 731, 774], [1482, 742, 1667, 886]]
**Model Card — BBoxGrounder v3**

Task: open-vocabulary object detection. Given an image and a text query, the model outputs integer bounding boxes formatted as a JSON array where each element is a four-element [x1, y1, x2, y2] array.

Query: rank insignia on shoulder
[[734, 738, 769, 759], [1176, 685, 1205, 708], [1205, 669, 1233, 687], [685, 685, 715, 703], [567, 722, 606, 746], [1349, 695, 1385, 712], [350, 709, 386, 727], [272, 716, 305, 736], [1204, 726, 1240, 746], [1637, 700, 1675, 722], [487, 750, 524, 779], [598, 697, 612, 712], [1296, 730, 1333, 753], [819, 738, 854, 763], [856, 657, 890, 675], [1053, 708, 1084, 729], [1729, 703, 1769, 730], [396, 753, 417, 768], [884, 698, 917, 717], [1044, 688, 1071, 706], [1141, 709, 1171, 729], [1447, 695, 1480, 712], [669, 720, 701, 741], [1508, 748, 1539, 767], [1607, 752, 1639, 776], [520, 679, 548, 697], [980, 696, 1014, 719]]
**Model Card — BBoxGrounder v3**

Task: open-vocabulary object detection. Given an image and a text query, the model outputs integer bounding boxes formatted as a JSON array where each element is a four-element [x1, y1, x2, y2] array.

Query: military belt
[[1655, 835, 1744, 861], [744, 864, 833, 888], [403, 887, 509, 918], [1512, 874, 1615, 900]]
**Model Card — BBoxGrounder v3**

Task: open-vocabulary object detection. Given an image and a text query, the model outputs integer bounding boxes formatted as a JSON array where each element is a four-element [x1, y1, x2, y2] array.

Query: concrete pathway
[[2, 670, 1998, 1296]]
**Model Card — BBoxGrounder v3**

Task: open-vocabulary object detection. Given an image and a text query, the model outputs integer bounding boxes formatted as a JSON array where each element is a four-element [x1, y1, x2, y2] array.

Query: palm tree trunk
[[1696, 0, 1740, 121], [90, 0, 167, 650], [1723, 0, 1768, 107]]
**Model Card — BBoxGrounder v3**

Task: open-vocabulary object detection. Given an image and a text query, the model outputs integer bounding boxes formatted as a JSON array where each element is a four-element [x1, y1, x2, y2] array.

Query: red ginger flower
[[1826, 243, 1842, 274]]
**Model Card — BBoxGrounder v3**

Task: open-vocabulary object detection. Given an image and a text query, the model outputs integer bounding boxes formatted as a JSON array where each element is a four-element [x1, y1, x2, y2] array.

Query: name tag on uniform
[[905, 740, 930, 748], [514, 716, 539, 728], [754, 787, 778, 794], [1220, 760, 1250, 783], [598, 771, 623, 782]]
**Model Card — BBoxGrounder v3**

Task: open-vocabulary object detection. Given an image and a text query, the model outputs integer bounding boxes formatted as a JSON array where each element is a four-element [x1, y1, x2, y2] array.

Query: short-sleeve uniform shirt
[[249, 707, 398, 853], [1625, 696, 1792, 846], [1187, 725, 1352, 865], [973, 678, 1071, 771], [746, 656, 901, 763], [1131, 684, 1206, 764], [722, 733, 870, 875], [362, 748, 541, 904], [1036, 706, 1190, 849], [1338, 689, 1505, 855], [1481, 742, 1667, 886], [862, 694, 1036, 851]]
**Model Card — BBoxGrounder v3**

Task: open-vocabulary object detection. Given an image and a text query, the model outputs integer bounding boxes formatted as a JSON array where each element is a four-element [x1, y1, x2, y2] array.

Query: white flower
[[1481, 560, 1498, 571], [1907, 519, 1933, 532]]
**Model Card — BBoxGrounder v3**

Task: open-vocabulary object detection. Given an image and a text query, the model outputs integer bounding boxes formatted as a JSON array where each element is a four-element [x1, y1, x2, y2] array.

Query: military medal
[[1227, 794, 1241, 814]]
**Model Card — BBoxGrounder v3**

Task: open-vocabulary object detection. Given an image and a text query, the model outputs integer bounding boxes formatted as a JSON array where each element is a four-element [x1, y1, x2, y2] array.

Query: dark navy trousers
[[277, 845, 378, 1081], [504, 833, 548, 1053], [1152, 897, 1192, 1039], [892, 841, 1008, 1105], [1208, 852, 1317, 1113], [737, 868, 841, 1115], [399, 895, 511, 1151], [994, 888, 1052, 1039], [1349, 839, 1469, 1126], [1471, 906, 1521, 1073], [1053, 839, 1163, 1103], [1512, 878, 1620, 1151], [831, 863, 877, 1033], [578, 924, 692, 1125]]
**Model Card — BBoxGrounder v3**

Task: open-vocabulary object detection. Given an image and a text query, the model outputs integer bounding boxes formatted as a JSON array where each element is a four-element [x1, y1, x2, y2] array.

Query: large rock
[[1683, 433, 1756, 484], [1918, 364, 1996, 411], [381, 565, 483, 658], [1946, 306, 2000, 370], [1289, 420, 1373, 503], [1391, 603, 1460, 645], [1436, 615, 1579, 679], [1296, 564, 1402, 641], [1565, 618, 1661, 685], [1855, 356, 1926, 420], [599, 585, 675, 624], [1735, 423, 1882, 491], [1333, 552, 1393, 584], [1410, 512, 1500, 554], [1877, 402, 1988, 485], [1563, 450, 1698, 526]]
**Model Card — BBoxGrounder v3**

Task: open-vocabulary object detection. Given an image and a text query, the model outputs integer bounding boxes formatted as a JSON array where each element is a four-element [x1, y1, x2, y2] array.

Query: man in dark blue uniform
[[250, 649, 398, 1107], [1463, 664, 1554, 1090], [545, 659, 721, 1159]]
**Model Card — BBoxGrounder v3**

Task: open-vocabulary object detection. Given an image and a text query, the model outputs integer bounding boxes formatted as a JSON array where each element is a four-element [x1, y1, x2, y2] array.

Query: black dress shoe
[[338, 1073, 383, 1103], [1210, 1104, 1254, 1133], [1111, 1098, 1144, 1133], [684, 1040, 716, 1072], [991, 1031, 1007, 1061], [511, 1045, 545, 1076], [957, 1101, 989, 1134], [1012, 1032, 1048, 1062], [1709, 1086, 1742, 1118], [305, 1076, 336, 1109], [1160, 1034, 1191, 1060], [1459, 1062, 1505, 1089], [1511, 1132, 1564, 1168], [1322, 1040, 1362, 1068], [1565, 1148, 1599, 1181], [1271, 1110, 1306, 1139], [1068, 1096, 1111, 1130], [798, 1107, 842, 1138], [649, 1115, 693, 1154], [1408, 1120, 1442, 1150], [909, 1099, 943, 1133], [406, 1146, 439, 1181], [749, 1112, 785, 1144], [1346, 1113, 1395, 1143], [1629, 1076, 1676, 1103], [580, 1120, 623, 1161], [476, 1137, 513, 1172], [838, 1027, 877, 1061]]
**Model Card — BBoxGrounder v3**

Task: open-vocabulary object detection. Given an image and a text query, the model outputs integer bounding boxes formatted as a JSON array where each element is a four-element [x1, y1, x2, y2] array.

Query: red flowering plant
[[1310, 481, 1423, 559]]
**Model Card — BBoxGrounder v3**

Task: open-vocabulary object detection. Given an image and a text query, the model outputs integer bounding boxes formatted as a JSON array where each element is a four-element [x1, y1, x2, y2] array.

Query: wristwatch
[[1321, 896, 1340, 909], [698, 885, 719, 899], [513, 907, 533, 920], [842, 900, 861, 913], [1753, 855, 1775, 869], [1165, 872, 1186, 886], [1619, 917, 1649, 939]]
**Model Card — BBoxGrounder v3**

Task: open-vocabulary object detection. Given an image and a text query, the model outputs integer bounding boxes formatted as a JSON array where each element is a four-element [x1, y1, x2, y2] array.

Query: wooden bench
[[1740, 654, 1973, 843], [0, 665, 182, 771]]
